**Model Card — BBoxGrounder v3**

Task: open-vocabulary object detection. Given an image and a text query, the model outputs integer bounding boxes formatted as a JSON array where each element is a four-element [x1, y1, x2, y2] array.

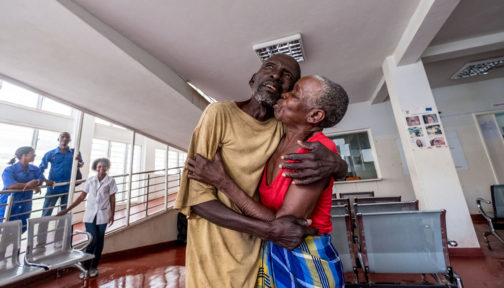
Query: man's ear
[[249, 73, 257, 88], [306, 108, 325, 125]]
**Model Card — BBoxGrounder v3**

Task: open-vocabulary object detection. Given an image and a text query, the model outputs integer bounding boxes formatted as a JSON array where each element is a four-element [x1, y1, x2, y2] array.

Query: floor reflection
[[24, 245, 186, 288]]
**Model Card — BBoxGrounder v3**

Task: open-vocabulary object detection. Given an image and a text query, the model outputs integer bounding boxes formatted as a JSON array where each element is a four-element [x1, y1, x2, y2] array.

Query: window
[[94, 117, 125, 129], [496, 112, 504, 136], [109, 142, 127, 176], [35, 129, 61, 177], [126, 144, 142, 174], [0, 80, 74, 117], [0, 80, 39, 108], [0, 124, 34, 189], [41, 97, 73, 116], [155, 149, 167, 173], [328, 130, 379, 181]]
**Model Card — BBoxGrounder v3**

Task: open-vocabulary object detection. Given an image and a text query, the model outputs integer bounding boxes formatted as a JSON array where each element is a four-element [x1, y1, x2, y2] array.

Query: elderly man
[[175, 54, 347, 288]]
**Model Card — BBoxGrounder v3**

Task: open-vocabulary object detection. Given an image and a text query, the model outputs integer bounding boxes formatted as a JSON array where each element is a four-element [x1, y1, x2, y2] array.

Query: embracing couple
[[175, 54, 349, 288]]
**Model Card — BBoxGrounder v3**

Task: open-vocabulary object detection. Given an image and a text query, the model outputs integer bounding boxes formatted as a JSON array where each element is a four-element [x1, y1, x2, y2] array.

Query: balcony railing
[[0, 166, 183, 254]]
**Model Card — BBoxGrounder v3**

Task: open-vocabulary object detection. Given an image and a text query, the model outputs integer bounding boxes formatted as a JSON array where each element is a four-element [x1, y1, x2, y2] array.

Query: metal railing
[[0, 166, 183, 252]]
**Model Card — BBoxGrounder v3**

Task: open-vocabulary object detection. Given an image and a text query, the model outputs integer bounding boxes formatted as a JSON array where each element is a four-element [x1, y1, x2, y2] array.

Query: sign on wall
[[403, 107, 447, 150]]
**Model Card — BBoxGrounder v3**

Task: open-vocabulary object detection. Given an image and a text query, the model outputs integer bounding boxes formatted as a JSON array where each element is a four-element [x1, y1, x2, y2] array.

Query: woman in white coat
[[59, 158, 116, 279]]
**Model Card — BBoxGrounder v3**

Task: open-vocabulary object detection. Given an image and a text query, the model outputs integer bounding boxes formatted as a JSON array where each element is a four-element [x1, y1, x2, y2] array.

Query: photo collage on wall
[[404, 108, 446, 150]]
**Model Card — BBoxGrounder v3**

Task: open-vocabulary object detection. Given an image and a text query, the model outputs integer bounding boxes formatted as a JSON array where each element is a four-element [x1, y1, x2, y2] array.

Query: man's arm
[[280, 140, 348, 184], [191, 200, 317, 250], [38, 151, 50, 174]]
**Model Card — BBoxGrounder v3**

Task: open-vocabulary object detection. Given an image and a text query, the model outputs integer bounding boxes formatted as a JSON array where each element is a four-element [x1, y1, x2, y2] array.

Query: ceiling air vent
[[451, 56, 504, 79], [253, 34, 305, 62]]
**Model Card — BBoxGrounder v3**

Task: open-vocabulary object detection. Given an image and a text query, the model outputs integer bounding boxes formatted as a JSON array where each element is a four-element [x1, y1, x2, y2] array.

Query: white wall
[[102, 209, 178, 254], [324, 101, 416, 200], [325, 76, 504, 215], [432, 77, 504, 214]]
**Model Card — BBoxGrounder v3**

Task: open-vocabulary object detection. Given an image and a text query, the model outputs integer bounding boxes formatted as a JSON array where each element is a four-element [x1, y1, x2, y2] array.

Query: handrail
[[0, 166, 184, 194]]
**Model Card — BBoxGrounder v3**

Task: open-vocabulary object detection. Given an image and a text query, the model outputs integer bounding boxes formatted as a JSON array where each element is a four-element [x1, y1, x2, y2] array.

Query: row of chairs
[[328, 197, 462, 287], [0, 214, 94, 286]]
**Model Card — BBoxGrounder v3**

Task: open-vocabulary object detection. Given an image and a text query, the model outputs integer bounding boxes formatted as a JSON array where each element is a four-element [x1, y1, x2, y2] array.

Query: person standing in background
[[39, 132, 83, 216]]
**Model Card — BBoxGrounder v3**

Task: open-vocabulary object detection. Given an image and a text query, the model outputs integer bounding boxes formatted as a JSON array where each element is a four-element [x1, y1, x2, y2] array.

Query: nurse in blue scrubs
[[0, 146, 53, 232]]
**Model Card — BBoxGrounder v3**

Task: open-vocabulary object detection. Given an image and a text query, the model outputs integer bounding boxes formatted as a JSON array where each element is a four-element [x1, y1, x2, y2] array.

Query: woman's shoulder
[[308, 132, 337, 152], [2, 164, 15, 174]]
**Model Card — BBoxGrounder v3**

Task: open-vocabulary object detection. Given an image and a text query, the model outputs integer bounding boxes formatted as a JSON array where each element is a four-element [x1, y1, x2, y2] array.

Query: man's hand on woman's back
[[280, 140, 348, 184]]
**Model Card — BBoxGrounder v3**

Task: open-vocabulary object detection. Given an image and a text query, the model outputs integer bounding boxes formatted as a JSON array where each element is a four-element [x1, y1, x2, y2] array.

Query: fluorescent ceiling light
[[451, 56, 504, 79], [188, 82, 217, 103], [253, 34, 305, 62]]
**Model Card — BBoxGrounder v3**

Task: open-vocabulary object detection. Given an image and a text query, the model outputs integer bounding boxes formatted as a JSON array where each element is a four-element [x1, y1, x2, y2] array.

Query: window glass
[[89, 139, 108, 175], [0, 80, 39, 108], [328, 131, 378, 181], [109, 142, 127, 176], [168, 148, 179, 169], [126, 144, 142, 173], [496, 112, 504, 137], [0, 124, 35, 189], [41, 97, 73, 116], [178, 151, 187, 167], [35, 129, 61, 177], [155, 148, 166, 173]]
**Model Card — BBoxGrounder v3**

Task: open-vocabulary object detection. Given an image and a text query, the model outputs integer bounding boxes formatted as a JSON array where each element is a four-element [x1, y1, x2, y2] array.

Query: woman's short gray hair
[[311, 75, 349, 128]]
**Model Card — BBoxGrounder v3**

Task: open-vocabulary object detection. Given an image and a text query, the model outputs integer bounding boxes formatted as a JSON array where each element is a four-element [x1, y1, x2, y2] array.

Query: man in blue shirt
[[39, 132, 83, 217]]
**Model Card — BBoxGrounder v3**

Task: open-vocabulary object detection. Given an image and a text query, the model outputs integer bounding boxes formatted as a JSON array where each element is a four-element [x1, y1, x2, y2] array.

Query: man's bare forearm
[[217, 177, 276, 221], [191, 200, 317, 250], [192, 200, 272, 239]]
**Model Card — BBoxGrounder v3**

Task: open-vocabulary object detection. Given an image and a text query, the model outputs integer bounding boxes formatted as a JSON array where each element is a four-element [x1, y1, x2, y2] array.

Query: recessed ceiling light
[[253, 34, 305, 62], [451, 56, 504, 79]]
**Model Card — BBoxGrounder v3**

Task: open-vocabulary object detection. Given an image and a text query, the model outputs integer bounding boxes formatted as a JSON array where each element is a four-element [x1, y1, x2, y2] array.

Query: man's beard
[[253, 91, 279, 107]]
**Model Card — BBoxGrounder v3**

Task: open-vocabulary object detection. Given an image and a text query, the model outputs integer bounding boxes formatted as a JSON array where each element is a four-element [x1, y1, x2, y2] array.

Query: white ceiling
[[2, 0, 502, 150], [423, 0, 504, 88], [0, 0, 205, 150], [430, 0, 504, 45], [74, 0, 420, 103]]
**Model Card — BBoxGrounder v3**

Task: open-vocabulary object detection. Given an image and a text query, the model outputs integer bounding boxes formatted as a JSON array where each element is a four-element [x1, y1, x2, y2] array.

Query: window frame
[[325, 128, 382, 183]]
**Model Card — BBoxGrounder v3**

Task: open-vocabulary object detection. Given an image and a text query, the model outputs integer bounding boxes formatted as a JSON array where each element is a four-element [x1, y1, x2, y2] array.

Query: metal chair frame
[[0, 220, 45, 286], [476, 185, 504, 249], [354, 196, 402, 204], [24, 213, 94, 278], [356, 210, 462, 288]]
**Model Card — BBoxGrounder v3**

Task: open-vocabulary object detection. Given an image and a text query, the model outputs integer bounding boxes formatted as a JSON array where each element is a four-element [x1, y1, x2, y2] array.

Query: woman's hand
[[45, 180, 54, 187], [187, 151, 228, 190], [108, 214, 115, 226], [24, 179, 41, 191]]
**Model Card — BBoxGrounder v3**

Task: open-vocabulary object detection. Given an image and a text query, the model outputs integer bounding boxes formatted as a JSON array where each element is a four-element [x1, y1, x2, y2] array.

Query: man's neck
[[59, 145, 69, 152], [236, 98, 274, 122]]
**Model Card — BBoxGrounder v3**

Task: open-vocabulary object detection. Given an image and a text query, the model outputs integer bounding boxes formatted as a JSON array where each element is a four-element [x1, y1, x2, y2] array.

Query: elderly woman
[[1, 146, 52, 231], [58, 158, 117, 279], [187, 75, 349, 288]]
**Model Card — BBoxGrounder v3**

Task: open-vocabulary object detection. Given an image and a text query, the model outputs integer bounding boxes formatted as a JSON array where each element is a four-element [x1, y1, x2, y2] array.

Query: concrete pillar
[[383, 56, 479, 248]]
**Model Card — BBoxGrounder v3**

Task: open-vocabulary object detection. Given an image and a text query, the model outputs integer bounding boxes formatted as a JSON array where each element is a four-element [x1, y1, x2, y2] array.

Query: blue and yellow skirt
[[256, 234, 344, 288]]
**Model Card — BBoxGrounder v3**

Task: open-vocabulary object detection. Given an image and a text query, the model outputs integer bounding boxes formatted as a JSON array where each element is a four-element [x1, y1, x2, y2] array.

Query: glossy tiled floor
[[20, 223, 504, 288], [22, 245, 186, 288]]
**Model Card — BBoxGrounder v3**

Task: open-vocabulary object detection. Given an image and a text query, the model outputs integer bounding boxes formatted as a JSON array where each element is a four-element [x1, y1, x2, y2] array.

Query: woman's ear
[[306, 108, 325, 125]]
